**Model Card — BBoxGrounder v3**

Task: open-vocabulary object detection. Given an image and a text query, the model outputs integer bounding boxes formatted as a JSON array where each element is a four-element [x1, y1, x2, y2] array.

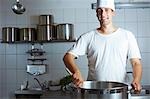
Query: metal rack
[[26, 44, 47, 76], [91, 2, 150, 9]]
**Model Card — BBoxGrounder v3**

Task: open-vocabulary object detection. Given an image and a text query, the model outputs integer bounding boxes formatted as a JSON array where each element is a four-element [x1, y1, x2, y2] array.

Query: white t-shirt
[[68, 28, 141, 83]]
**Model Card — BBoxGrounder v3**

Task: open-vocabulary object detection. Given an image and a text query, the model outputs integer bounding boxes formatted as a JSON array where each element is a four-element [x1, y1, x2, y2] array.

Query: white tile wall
[[74, 23, 88, 38], [138, 22, 150, 37], [1, 0, 150, 99], [113, 9, 125, 22], [125, 22, 138, 37], [5, 44, 17, 54], [16, 54, 28, 69], [75, 8, 88, 23], [87, 8, 98, 23], [52, 9, 64, 23], [0, 55, 5, 69], [138, 38, 150, 52], [141, 53, 150, 68], [63, 8, 75, 23], [6, 55, 17, 69], [125, 9, 138, 22]]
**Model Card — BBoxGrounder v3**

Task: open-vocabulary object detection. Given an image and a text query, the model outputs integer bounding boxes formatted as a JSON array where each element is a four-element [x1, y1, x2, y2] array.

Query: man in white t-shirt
[[63, 0, 142, 91]]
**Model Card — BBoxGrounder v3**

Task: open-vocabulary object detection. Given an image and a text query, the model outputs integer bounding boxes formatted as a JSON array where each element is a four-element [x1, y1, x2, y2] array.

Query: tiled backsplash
[[0, 0, 150, 99]]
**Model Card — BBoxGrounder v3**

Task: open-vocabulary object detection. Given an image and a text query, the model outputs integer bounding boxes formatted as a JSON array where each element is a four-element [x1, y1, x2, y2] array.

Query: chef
[[63, 0, 142, 91]]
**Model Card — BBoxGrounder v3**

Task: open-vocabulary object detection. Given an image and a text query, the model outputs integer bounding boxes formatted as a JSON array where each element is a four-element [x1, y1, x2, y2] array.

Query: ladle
[[12, 0, 26, 15]]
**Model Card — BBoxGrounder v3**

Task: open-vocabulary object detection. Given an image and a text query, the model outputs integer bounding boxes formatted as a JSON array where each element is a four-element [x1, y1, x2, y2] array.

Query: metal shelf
[[1, 39, 76, 44], [27, 58, 47, 61], [91, 2, 150, 9], [26, 49, 46, 56]]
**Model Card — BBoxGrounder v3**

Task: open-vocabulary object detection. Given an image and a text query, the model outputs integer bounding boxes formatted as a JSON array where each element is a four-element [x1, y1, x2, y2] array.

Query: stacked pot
[[56, 23, 74, 40], [2, 27, 37, 42], [37, 14, 74, 41], [37, 15, 56, 41], [2, 15, 74, 43], [2, 27, 19, 42], [19, 28, 36, 42]]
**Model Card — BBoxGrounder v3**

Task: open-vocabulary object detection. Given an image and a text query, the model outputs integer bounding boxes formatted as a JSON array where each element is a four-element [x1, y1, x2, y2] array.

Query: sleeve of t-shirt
[[127, 32, 141, 59], [67, 35, 88, 58]]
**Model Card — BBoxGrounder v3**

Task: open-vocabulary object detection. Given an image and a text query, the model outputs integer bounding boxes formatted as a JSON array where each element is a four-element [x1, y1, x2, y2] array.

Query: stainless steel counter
[[15, 85, 150, 99], [41, 90, 72, 99]]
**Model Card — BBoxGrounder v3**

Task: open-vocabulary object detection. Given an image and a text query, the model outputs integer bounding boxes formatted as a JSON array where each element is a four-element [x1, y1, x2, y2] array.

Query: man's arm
[[63, 53, 84, 87], [130, 58, 142, 91]]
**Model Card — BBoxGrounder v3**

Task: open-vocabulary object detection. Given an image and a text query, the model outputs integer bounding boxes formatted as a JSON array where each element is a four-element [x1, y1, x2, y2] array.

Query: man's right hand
[[72, 71, 84, 87], [63, 53, 84, 87]]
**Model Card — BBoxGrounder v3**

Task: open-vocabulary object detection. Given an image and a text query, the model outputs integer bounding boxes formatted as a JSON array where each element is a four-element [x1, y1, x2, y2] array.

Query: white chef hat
[[97, 0, 115, 11]]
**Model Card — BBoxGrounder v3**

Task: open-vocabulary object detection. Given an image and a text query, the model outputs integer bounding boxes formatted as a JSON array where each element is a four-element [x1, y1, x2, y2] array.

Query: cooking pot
[[2, 27, 19, 42], [69, 81, 150, 99], [65, 68, 150, 99], [56, 23, 74, 40], [37, 25, 55, 41], [39, 15, 54, 25], [72, 81, 128, 99], [19, 28, 36, 41]]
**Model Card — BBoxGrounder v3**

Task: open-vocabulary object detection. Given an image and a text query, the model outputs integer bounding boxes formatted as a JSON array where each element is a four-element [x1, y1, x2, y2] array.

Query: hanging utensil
[[12, 0, 26, 15]]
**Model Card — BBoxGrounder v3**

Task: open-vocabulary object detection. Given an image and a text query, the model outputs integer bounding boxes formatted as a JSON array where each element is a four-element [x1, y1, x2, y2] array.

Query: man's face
[[96, 7, 115, 26]]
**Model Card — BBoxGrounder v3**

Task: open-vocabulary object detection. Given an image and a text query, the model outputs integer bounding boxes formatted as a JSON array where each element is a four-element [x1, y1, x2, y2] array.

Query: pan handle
[[128, 84, 141, 94]]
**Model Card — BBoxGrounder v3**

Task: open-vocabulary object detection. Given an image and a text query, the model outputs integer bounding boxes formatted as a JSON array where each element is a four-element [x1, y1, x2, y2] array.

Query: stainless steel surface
[[39, 15, 54, 25], [12, 0, 26, 14], [91, 2, 150, 9], [37, 25, 55, 41], [14, 87, 150, 99], [75, 81, 128, 99], [2, 27, 19, 42], [15, 89, 43, 95], [129, 85, 150, 99], [80, 81, 128, 91], [19, 28, 36, 41], [56, 23, 74, 40]]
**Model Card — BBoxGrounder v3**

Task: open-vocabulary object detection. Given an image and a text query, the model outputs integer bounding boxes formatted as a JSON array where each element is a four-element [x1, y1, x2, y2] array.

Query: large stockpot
[[2, 27, 19, 42], [72, 81, 128, 99], [37, 25, 55, 41], [56, 23, 74, 40], [39, 15, 54, 25], [19, 28, 36, 41]]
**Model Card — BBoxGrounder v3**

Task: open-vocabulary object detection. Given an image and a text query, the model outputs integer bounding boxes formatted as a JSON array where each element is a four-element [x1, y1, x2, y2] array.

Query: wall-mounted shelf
[[27, 58, 47, 61], [91, 2, 150, 9], [26, 49, 46, 56], [1, 40, 76, 44]]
